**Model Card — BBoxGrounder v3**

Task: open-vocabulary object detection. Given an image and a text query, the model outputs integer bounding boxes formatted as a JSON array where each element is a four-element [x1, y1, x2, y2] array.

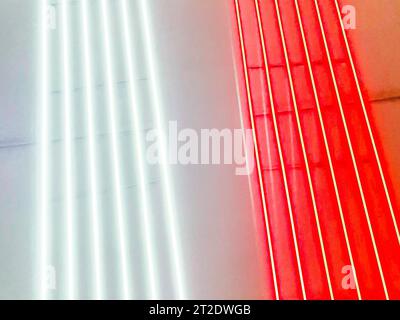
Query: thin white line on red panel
[[254, 0, 307, 300], [273, 0, 333, 299], [100, 0, 132, 299], [137, 0, 186, 299], [234, 0, 279, 300], [81, 0, 104, 299], [61, 0, 76, 300], [119, 0, 159, 299], [315, 0, 389, 300], [293, 0, 361, 299], [39, 0, 50, 300], [230, 28, 273, 257], [230, 30, 258, 219], [333, 0, 400, 245]]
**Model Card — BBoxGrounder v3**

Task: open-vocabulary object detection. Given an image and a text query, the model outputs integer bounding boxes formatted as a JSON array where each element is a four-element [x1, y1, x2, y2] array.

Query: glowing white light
[[99, 0, 132, 299], [81, 0, 104, 300], [61, 0, 76, 300], [119, 0, 159, 299], [38, 0, 50, 300], [294, 0, 361, 299], [137, 0, 186, 299]]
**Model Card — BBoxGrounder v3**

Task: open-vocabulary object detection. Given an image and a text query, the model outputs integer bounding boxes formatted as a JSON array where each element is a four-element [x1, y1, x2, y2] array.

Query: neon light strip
[[293, 0, 361, 299], [273, 0, 333, 299], [61, 0, 76, 299], [137, 0, 186, 299], [119, 0, 159, 299], [80, 0, 104, 299], [234, 0, 279, 299], [38, 0, 50, 300], [254, 0, 307, 299], [230, 31, 257, 217], [99, 0, 132, 299], [333, 0, 400, 245], [314, 0, 389, 299]]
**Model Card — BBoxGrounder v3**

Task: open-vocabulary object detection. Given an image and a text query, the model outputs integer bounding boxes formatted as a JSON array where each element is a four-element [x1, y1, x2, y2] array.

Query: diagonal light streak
[[273, 0, 333, 299], [38, 0, 50, 300], [119, 0, 159, 299], [293, 0, 361, 299], [137, 0, 186, 299], [315, 0, 389, 299], [99, 0, 132, 299], [333, 0, 400, 245], [61, 0, 76, 300], [80, 0, 105, 300], [233, 0, 280, 300], [254, 0, 307, 299]]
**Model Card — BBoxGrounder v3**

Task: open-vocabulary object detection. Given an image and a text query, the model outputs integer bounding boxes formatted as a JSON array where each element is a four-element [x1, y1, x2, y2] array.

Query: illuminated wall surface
[[0, 0, 400, 299], [232, 0, 400, 300]]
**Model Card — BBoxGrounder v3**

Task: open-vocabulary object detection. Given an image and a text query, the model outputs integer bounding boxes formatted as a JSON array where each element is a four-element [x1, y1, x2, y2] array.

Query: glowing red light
[[232, 0, 400, 300]]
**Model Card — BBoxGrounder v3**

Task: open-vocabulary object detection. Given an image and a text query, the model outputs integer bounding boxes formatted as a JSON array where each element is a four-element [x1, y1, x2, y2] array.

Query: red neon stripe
[[314, 0, 389, 299], [333, 1, 400, 246], [235, 0, 304, 299], [295, 0, 381, 299], [232, 0, 400, 300], [255, 0, 308, 299], [233, 0, 279, 299], [318, 0, 400, 299], [274, 0, 334, 299], [294, 0, 361, 299]]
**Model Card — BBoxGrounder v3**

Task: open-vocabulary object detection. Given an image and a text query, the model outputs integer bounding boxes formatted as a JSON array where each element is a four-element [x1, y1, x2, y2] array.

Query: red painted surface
[[231, 0, 400, 300]]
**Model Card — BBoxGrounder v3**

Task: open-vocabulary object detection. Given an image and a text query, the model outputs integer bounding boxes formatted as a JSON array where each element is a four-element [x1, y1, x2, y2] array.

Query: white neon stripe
[[61, 0, 76, 299], [80, 0, 104, 299], [234, 0, 279, 300], [38, 0, 50, 300], [333, 0, 400, 245], [254, 0, 307, 299], [119, 0, 159, 299], [315, 0, 389, 299], [137, 0, 186, 299], [274, 0, 333, 299], [99, 0, 132, 299], [293, 0, 361, 299]]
